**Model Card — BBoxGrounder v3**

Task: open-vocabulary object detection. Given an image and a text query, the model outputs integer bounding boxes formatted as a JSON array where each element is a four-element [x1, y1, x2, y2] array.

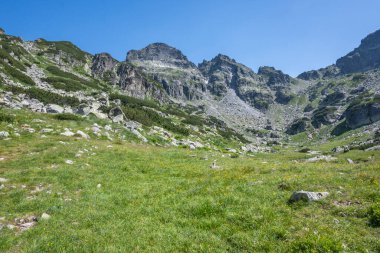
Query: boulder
[[108, 107, 125, 123], [0, 131, 10, 139], [46, 104, 64, 114], [76, 130, 90, 139], [289, 191, 329, 202], [76, 104, 92, 116]]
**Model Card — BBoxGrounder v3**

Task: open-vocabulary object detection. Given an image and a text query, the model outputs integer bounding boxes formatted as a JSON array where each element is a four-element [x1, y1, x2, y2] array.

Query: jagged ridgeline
[[1, 26, 380, 148]]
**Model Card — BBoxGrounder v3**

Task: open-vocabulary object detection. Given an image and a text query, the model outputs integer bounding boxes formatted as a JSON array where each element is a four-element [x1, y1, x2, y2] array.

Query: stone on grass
[[41, 213, 51, 220], [306, 155, 337, 162], [0, 131, 10, 139], [347, 158, 354, 164], [0, 177, 8, 183], [46, 104, 64, 114], [61, 130, 75, 137], [65, 160, 74, 165], [76, 130, 90, 139], [97, 184, 102, 188], [40, 128, 53, 133], [210, 160, 221, 169], [289, 191, 329, 203]]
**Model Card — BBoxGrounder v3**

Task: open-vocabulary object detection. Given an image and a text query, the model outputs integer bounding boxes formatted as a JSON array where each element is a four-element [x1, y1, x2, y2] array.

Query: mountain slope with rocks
[[1, 27, 380, 150]]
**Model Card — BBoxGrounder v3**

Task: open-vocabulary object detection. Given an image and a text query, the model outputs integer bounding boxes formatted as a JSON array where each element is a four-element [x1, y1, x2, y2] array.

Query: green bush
[[182, 115, 205, 126], [42, 76, 84, 92], [122, 106, 189, 136], [4, 85, 80, 107], [46, 66, 102, 90], [369, 203, 380, 227], [0, 110, 15, 123], [37, 40, 87, 62], [0, 48, 26, 71], [53, 113, 82, 121], [110, 93, 159, 109], [1, 63, 35, 85]]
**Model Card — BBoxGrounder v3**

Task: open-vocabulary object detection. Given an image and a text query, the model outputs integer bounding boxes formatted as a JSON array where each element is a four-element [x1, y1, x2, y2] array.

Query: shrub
[[46, 66, 102, 90], [42, 76, 84, 92], [53, 113, 82, 121], [0, 110, 15, 123], [299, 148, 311, 153], [37, 40, 87, 62], [1, 63, 35, 85], [4, 85, 80, 107], [121, 106, 189, 136], [110, 93, 159, 109], [0, 48, 26, 71], [182, 115, 205, 126], [369, 203, 380, 227]]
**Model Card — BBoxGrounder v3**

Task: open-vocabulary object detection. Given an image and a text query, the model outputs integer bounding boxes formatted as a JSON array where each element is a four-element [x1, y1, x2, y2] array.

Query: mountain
[[337, 29, 380, 74], [1, 27, 380, 149]]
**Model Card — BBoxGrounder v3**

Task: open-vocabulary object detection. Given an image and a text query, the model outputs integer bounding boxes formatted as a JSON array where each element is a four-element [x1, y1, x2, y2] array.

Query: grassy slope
[[0, 110, 380, 252]]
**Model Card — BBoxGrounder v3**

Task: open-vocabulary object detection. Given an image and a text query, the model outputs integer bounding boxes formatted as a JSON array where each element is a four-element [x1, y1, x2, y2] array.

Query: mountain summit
[[336, 29, 380, 74], [127, 43, 196, 69]]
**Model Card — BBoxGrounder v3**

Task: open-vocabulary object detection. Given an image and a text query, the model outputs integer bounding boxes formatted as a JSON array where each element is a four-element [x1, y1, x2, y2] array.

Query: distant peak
[[0, 27, 5, 35], [126, 42, 196, 68]]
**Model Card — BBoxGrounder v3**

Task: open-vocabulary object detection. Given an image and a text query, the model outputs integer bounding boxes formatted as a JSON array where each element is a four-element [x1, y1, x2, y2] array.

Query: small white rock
[[97, 184, 102, 188], [65, 160, 74, 165], [41, 213, 51, 220]]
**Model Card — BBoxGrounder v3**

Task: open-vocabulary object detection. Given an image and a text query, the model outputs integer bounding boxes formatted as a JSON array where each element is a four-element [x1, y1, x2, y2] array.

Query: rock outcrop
[[336, 29, 380, 74]]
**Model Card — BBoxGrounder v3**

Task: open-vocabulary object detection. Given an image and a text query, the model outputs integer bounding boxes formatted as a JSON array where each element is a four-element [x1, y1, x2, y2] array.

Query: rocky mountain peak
[[91, 53, 119, 78], [336, 29, 380, 74], [258, 66, 291, 85], [0, 27, 5, 35], [126, 42, 196, 68]]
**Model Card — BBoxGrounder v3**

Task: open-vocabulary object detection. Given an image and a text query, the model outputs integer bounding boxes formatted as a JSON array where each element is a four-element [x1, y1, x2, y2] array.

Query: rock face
[[297, 65, 340, 80], [91, 54, 166, 101], [126, 43, 206, 100], [286, 118, 310, 135], [199, 54, 273, 110], [91, 53, 119, 81], [336, 29, 380, 74], [343, 100, 380, 129], [258, 66, 291, 86], [127, 43, 196, 69], [2, 26, 380, 141], [289, 191, 329, 202]]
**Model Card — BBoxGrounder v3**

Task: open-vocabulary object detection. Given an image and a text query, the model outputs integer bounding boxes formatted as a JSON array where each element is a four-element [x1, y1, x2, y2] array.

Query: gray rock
[[336, 29, 380, 74], [61, 130, 75, 137], [76, 130, 90, 139], [0, 131, 10, 139], [46, 104, 64, 114], [76, 104, 92, 116], [289, 191, 329, 202], [108, 107, 125, 123], [41, 213, 51, 220]]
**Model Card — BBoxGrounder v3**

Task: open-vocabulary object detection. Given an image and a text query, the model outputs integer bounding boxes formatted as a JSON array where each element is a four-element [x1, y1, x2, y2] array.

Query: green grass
[[36, 40, 88, 63], [0, 109, 380, 252], [0, 63, 35, 86]]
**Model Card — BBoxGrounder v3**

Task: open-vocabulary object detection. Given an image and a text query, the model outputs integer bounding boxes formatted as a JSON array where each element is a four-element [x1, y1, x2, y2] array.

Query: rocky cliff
[[1, 28, 380, 143]]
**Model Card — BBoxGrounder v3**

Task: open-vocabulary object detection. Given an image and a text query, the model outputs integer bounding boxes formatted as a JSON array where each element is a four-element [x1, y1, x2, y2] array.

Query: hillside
[[1, 27, 380, 252]]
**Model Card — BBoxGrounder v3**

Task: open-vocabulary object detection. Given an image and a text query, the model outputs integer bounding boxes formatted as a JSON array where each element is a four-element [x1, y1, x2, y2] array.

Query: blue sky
[[1, 0, 380, 76]]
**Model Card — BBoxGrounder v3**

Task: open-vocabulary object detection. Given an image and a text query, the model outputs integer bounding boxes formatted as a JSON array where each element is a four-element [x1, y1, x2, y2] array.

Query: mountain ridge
[[1, 27, 380, 148]]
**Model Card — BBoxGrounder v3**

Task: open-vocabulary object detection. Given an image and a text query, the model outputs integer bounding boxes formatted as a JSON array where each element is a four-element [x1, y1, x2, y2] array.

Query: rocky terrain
[[1, 27, 380, 252], [1, 27, 380, 149]]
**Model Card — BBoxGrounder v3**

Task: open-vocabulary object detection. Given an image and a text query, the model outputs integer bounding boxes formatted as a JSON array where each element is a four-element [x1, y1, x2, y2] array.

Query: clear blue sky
[[1, 0, 380, 76]]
